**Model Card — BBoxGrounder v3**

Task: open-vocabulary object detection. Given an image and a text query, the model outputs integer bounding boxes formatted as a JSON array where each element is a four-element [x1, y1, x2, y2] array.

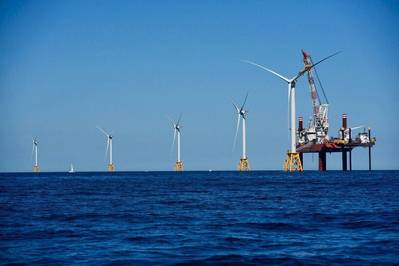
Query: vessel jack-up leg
[[368, 128, 372, 171], [318, 151, 326, 171]]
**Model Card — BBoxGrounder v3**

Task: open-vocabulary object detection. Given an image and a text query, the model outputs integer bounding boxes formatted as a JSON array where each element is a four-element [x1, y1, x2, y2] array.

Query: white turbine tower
[[243, 51, 340, 171], [233, 93, 250, 171], [32, 137, 40, 172], [169, 115, 183, 171], [97, 126, 115, 172]]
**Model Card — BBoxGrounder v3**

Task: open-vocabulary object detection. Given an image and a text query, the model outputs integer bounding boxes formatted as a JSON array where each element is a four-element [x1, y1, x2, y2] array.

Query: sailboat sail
[[69, 164, 74, 173]]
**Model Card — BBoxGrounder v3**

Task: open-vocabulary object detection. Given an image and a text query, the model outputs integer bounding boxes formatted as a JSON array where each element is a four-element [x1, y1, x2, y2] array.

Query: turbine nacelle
[[239, 109, 248, 119], [174, 124, 181, 132]]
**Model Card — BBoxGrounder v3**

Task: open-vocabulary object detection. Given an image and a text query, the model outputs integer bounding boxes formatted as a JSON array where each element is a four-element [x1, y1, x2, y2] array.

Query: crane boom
[[302, 50, 321, 116], [298, 50, 330, 145]]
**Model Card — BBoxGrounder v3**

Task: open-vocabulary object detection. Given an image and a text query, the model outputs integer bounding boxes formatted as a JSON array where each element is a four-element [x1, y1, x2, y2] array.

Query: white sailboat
[[68, 163, 74, 173]]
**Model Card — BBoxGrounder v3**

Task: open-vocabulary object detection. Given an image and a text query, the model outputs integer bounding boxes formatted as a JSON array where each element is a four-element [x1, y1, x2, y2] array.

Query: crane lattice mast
[[302, 50, 321, 117], [299, 50, 329, 144]]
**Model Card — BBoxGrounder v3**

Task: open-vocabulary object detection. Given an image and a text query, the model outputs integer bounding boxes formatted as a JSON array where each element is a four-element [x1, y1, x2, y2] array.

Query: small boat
[[68, 164, 75, 173]]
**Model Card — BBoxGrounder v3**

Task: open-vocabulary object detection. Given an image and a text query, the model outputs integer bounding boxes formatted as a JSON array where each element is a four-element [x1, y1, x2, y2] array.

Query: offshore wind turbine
[[32, 137, 40, 172], [242, 51, 340, 171], [169, 115, 183, 171], [233, 93, 250, 171], [97, 126, 115, 172]]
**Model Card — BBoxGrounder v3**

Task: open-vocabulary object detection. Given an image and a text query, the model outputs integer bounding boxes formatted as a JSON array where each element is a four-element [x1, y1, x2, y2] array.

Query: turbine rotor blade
[[31, 139, 35, 157], [232, 114, 241, 151], [165, 115, 174, 126], [105, 138, 110, 161], [166, 115, 178, 130], [288, 86, 291, 131], [241, 92, 249, 110], [97, 126, 109, 137], [292, 51, 341, 81], [241, 60, 290, 83], [171, 128, 177, 154], [311, 51, 341, 69], [177, 113, 182, 126], [232, 101, 240, 113], [351, 125, 365, 131]]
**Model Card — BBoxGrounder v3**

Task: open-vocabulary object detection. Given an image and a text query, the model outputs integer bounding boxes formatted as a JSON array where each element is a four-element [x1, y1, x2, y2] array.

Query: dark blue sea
[[1, 171, 398, 265]]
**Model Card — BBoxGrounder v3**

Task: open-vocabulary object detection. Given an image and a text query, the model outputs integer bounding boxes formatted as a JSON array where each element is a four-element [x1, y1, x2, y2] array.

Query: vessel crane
[[298, 50, 330, 145]]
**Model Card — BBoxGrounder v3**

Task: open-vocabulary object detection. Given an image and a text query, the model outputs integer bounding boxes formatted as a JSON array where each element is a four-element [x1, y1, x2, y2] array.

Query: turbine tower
[[233, 93, 250, 171], [32, 137, 40, 172], [97, 126, 115, 172], [243, 51, 339, 172], [170, 115, 183, 171]]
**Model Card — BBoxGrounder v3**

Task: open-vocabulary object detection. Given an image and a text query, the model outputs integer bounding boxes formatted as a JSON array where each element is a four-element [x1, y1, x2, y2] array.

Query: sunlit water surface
[[1, 171, 398, 265]]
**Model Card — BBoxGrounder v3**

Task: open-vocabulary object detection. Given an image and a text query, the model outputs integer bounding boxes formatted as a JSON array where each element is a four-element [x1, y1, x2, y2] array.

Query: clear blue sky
[[0, 0, 398, 171]]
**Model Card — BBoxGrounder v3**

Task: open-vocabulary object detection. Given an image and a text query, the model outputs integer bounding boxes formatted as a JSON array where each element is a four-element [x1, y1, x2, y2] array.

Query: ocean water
[[1, 171, 398, 265]]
